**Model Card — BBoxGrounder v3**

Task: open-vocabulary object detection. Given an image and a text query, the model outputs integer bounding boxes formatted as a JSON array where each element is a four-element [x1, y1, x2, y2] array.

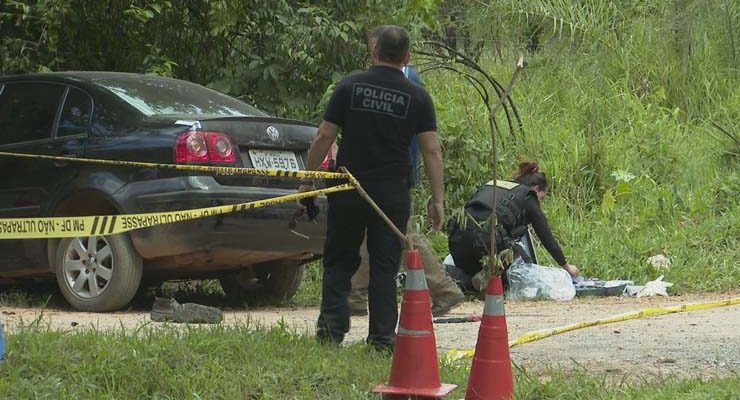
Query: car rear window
[[95, 76, 268, 117]]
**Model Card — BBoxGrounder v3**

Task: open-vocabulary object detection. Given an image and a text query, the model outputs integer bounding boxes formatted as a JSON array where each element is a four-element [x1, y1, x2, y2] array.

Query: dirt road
[[2, 291, 739, 379]]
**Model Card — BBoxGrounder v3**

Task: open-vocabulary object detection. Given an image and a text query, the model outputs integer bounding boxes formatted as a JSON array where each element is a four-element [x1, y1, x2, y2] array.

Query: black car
[[0, 72, 328, 311]]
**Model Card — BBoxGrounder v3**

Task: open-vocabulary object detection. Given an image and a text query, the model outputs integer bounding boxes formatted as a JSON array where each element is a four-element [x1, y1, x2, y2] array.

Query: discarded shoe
[[150, 297, 224, 324], [431, 292, 465, 317]]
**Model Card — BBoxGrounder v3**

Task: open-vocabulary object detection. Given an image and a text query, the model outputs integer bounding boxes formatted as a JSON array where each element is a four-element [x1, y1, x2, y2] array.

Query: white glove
[[636, 275, 673, 297]]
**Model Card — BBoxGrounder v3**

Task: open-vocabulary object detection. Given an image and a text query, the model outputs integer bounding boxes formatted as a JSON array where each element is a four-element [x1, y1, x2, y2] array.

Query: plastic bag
[[505, 258, 576, 301]]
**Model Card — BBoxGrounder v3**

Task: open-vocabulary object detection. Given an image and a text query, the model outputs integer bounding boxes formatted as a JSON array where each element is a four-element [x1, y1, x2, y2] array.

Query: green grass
[[0, 324, 738, 399], [291, 262, 324, 307], [0, 285, 60, 309]]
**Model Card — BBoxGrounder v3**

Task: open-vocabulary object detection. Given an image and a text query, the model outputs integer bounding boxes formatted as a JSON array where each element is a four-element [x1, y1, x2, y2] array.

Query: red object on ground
[[465, 276, 514, 399], [374, 250, 457, 398]]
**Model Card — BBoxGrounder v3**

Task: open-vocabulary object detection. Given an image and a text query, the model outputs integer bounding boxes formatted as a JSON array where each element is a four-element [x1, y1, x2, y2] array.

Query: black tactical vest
[[457, 180, 534, 238], [448, 180, 537, 271]]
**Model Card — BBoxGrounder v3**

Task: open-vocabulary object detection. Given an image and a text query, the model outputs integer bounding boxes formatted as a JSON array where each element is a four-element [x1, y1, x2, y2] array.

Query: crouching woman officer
[[447, 161, 579, 285]]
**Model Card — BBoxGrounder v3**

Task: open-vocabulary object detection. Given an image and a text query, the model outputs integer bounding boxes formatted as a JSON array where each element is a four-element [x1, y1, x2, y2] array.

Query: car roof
[[0, 71, 271, 119], [0, 71, 179, 85]]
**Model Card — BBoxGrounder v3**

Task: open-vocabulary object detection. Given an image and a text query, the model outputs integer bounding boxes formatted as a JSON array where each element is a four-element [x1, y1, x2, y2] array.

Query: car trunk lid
[[160, 115, 317, 188]]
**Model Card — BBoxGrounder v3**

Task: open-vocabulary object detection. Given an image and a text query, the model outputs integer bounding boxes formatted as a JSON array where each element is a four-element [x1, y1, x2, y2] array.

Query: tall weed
[[413, 0, 739, 290]]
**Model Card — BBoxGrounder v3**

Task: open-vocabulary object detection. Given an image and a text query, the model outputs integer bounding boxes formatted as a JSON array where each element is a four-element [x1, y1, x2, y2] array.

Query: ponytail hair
[[513, 161, 548, 191]]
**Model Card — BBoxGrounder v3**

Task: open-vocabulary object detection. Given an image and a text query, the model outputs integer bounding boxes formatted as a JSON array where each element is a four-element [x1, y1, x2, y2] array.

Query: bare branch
[[711, 121, 740, 146]]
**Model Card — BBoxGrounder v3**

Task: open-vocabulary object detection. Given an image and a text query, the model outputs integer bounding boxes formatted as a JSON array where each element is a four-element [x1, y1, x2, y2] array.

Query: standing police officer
[[348, 27, 463, 318], [299, 25, 444, 352]]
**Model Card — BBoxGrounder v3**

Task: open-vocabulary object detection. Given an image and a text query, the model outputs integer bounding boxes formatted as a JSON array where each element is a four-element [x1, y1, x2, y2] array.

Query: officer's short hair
[[374, 25, 410, 64], [367, 27, 381, 43]]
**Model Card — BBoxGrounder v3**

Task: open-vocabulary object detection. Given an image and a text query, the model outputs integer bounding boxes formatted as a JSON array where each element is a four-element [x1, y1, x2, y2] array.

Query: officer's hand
[[297, 181, 316, 210], [427, 201, 444, 231], [562, 264, 580, 278], [298, 183, 315, 193]]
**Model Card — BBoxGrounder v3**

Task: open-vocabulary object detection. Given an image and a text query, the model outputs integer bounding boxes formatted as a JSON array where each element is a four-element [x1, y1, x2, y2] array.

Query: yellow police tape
[[0, 151, 348, 180], [0, 183, 355, 239], [0, 150, 353, 239], [444, 297, 740, 361]]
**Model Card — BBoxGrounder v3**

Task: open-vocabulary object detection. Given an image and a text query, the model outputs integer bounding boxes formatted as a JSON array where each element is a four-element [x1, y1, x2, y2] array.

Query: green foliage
[[0, 0, 72, 72], [0, 0, 442, 118]]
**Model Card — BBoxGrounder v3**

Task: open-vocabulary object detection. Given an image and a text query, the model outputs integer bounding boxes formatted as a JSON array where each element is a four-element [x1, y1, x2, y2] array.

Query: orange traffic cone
[[374, 250, 457, 399], [465, 275, 514, 399]]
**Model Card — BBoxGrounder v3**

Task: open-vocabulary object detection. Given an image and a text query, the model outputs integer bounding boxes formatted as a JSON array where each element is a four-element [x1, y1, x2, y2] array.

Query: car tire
[[55, 234, 143, 312], [219, 260, 305, 304]]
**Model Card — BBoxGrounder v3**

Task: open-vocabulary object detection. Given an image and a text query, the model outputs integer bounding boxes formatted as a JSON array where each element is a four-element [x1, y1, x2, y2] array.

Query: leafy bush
[[0, 0, 442, 118]]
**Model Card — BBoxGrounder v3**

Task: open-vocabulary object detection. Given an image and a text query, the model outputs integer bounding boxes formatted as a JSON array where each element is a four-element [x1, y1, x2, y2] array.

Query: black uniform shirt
[[466, 182, 568, 266], [323, 65, 437, 182], [520, 194, 567, 266]]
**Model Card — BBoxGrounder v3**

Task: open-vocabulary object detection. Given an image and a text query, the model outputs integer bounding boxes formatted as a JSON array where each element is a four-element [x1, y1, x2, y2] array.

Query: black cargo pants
[[317, 179, 410, 351], [448, 228, 531, 278]]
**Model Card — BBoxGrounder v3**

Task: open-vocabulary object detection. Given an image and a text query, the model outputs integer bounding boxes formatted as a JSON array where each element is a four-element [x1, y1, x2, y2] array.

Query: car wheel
[[55, 234, 142, 312], [219, 260, 305, 304]]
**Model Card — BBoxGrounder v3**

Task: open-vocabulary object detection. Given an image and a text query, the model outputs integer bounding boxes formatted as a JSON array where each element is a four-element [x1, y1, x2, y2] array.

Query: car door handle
[[54, 154, 76, 167]]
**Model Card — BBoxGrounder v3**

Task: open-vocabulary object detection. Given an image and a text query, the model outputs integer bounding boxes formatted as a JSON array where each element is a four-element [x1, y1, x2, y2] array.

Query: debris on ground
[[444, 254, 675, 301], [575, 279, 634, 297], [647, 254, 672, 270], [505, 258, 575, 301], [635, 275, 673, 298], [150, 297, 224, 324], [575, 275, 674, 298], [433, 315, 482, 324]]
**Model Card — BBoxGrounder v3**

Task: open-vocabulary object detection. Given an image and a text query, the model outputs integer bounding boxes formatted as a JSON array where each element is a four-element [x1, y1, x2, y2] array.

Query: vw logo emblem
[[266, 126, 280, 141]]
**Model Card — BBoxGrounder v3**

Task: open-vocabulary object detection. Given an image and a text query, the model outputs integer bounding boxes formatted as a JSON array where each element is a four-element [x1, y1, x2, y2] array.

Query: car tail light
[[175, 131, 236, 164]]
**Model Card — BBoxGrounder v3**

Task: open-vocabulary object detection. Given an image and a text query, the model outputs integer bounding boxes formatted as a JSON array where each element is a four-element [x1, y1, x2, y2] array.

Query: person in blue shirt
[[403, 64, 423, 187]]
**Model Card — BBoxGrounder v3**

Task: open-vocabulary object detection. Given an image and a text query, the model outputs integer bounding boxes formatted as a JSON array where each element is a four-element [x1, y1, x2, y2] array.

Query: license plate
[[248, 149, 300, 171]]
